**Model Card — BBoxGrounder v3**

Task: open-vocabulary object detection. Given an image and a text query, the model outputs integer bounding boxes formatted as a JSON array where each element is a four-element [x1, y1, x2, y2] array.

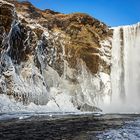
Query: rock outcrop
[[0, 0, 112, 112], [14, 1, 112, 75]]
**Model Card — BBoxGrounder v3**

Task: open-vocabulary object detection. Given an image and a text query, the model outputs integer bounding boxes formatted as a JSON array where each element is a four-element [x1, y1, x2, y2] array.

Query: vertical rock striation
[[0, 0, 112, 112]]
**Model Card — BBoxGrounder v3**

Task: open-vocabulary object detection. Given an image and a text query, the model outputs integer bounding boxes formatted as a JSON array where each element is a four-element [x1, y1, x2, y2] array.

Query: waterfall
[[102, 23, 140, 113], [1, 22, 140, 113], [0, 0, 139, 113]]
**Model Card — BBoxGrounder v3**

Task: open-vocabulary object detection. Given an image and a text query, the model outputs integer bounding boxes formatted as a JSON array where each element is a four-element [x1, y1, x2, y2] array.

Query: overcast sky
[[28, 0, 140, 27]]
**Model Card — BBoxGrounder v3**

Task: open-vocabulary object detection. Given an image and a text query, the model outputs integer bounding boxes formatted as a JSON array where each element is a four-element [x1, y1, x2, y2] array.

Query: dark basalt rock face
[[13, 0, 112, 75], [0, 0, 112, 111]]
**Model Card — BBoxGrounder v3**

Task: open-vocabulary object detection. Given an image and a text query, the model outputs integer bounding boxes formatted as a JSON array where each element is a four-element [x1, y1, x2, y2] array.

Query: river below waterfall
[[0, 113, 140, 140]]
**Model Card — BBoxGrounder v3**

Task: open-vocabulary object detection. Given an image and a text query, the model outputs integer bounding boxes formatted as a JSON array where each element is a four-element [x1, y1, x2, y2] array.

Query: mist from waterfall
[[0, 2, 139, 113], [101, 23, 140, 113]]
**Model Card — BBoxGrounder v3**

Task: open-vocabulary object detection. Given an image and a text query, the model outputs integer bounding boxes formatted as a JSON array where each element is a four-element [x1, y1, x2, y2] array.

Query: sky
[[28, 0, 140, 27]]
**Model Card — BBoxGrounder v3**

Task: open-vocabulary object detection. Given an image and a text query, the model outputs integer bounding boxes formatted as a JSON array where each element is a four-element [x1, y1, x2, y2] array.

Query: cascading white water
[[102, 23, 140, 113], [1, 22, 140, 113], [1, 0, 140, 114]]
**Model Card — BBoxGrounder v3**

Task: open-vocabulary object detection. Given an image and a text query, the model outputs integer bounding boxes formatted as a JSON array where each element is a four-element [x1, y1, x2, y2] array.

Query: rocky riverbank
[[0, 113, 140, 140]]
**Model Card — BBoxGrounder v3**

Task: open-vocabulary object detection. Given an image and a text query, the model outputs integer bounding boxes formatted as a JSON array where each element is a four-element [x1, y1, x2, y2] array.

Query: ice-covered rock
[[0, 0, 112, 112]]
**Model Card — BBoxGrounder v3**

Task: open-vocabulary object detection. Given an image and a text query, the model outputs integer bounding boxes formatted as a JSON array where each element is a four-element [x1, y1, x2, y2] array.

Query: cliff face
[[14, 1, 112, 75], [0, 0, 112, 112]]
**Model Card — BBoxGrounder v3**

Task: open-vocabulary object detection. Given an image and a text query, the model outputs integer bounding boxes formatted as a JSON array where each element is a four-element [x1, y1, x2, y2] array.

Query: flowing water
[[0, 113, 140, 140], [0, 23, 140, 113], [0, 13, 140, 139], [101, 23, 140, 113]]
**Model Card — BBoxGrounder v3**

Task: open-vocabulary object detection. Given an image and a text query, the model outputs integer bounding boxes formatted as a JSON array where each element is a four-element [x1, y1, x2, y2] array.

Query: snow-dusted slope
[[0, 0, 112, 112], [1, 0, 140, 114]]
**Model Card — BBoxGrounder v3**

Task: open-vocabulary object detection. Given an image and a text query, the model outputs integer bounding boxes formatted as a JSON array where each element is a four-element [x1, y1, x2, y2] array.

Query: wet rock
[[79, 103, 102, 112], [0, 0, 112, 109]]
